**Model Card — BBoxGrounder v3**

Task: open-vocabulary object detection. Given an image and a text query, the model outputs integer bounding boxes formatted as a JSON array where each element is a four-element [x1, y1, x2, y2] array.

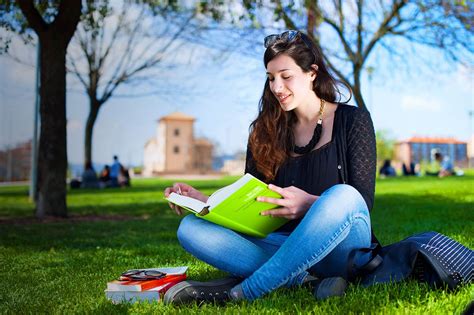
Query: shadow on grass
[[0, 215, 182, 251], [1, 191, 472, 251], [0, 187, 29, 197], [0, 177, 235, 202], [0, 200, 173, 220], [67, 179, 235, 196], [67, 200, 171, 215]]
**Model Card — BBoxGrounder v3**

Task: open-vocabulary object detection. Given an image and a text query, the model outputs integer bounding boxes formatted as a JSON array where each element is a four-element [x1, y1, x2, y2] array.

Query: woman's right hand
[[164, 183, 209, 215]]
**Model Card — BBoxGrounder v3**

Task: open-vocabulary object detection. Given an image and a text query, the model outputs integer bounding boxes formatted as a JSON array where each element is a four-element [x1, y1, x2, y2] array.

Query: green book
[[166, 173, 288, 238]]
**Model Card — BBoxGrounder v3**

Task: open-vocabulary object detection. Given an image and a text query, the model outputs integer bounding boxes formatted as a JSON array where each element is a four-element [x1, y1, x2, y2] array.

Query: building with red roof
[[394, 136, 468, 168]]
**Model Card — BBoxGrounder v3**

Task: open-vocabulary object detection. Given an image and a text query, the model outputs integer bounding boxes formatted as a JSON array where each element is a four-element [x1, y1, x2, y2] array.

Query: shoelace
[[191, 289, 229, 301]]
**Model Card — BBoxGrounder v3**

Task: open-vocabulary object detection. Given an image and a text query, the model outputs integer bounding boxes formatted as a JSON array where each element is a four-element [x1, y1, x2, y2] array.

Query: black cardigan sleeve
[[346, 108, 377, 211]]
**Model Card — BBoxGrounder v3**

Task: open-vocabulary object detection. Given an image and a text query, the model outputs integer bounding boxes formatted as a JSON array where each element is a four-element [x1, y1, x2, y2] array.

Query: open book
[[166, 173, 288, 238]]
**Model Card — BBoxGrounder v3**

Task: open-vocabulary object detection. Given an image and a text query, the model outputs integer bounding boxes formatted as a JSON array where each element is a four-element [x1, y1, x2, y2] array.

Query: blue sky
[[0, 32, 472, 167]]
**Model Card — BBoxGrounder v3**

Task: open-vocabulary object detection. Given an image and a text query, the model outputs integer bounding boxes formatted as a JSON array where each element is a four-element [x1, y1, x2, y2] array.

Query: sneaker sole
[[163, 277, 240, 304], [314, 277, 347, 300]]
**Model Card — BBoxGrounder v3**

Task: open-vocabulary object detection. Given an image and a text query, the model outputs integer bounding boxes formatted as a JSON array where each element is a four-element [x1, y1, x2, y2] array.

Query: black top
[[245, 104, 378, 240], [274, 141, 339, 196], [273, 141, 339, 232]]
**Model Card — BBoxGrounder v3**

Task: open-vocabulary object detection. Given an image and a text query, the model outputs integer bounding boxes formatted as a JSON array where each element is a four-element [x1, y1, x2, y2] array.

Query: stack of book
[[105, 266, 187, 303]]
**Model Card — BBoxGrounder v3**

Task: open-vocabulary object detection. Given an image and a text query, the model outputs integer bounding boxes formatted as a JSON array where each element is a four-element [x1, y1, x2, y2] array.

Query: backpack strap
[[347, 242, 383, 282]]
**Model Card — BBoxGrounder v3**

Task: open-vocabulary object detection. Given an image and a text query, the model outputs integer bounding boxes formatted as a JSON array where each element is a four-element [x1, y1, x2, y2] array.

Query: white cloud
[[400, 95, 442, 112]]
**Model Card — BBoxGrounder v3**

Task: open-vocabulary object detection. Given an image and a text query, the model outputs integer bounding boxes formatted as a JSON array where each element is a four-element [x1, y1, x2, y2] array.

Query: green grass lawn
[[1, 174, 473, 314]]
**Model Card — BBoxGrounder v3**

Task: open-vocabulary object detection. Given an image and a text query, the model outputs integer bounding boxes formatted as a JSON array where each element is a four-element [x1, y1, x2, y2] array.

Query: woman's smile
[[277, 93, 291, 104]]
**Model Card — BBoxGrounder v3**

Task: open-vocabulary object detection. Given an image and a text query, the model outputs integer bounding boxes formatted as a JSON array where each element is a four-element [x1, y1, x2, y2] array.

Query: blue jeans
[[177, 184, 372, 300]]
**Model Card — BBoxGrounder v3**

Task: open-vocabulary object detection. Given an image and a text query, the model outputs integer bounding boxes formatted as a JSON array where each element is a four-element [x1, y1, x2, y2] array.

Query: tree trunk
[[17, 0, 82, 218], [84, 100, 101, 168], [352, 67, 367, 110], [35, 35, 69, 218], [352, 86, 367, 110]]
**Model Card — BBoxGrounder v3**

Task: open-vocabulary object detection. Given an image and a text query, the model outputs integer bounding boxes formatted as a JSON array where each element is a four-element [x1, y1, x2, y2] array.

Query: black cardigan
[[332, 104, 377, 212], [245, 104, 378, 241]]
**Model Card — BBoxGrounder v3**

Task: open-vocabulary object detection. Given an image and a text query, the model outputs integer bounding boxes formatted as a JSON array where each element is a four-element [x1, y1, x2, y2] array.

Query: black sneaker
[[163, 277, 242, 305], [307, 277, 348, 300]]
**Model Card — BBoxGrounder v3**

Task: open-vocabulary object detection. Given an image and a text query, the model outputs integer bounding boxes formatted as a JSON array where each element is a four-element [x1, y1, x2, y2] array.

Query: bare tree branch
[[322, 15, 356, 63], [356, 0, 363, 59], [362, 0, 407, 62], [274, 0, 298, 30], [16, 0, 47, 35], [230, 0, 472, 109], [64, 2, 208, 165], [68, 53, 88, 89]]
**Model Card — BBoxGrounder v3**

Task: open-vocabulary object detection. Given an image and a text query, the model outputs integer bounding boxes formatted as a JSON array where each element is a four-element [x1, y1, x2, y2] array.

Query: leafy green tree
[[1, 0, 81, 218], [376, 129, 395, 163]]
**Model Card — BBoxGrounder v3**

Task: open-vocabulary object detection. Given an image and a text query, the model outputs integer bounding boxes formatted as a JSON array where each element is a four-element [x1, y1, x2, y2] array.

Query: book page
[[167, 193, 206, 213], [207, 174, 253, 208]]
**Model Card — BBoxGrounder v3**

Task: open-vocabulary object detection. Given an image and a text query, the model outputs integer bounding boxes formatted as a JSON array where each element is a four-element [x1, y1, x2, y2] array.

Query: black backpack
[[349, 231, 473, 290]]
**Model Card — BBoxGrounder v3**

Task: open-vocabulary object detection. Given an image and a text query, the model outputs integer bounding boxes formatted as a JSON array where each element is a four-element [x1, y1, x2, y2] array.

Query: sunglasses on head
[[264, 30, 312, 48]]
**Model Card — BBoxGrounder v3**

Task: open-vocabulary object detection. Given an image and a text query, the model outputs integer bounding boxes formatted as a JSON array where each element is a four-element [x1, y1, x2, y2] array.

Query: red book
[[107, 274, 186, 292]]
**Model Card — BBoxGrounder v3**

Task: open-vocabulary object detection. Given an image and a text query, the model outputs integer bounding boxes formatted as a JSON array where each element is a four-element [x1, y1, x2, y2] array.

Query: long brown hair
[[249, 32, 350, 181]]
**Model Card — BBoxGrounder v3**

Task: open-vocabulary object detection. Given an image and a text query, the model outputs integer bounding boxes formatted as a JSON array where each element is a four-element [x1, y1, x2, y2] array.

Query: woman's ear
[[310, 64, 319, 81]]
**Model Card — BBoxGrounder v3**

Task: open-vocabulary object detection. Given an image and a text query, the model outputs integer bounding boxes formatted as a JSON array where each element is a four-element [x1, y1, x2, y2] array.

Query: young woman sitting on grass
[[163, 30, 377, 304]]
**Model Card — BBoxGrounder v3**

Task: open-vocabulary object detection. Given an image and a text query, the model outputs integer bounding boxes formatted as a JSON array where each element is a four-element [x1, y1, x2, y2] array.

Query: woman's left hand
[[258, 184, 318, 220]]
